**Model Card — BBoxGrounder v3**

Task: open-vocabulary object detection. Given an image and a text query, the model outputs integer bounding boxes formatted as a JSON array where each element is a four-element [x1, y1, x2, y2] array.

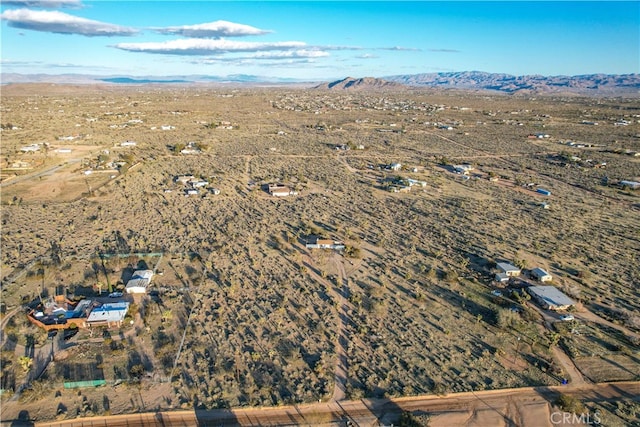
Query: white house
[[86, 302, 130, 327], [268, 184, 295, 197], [390, 163, 402, 171], [191, 180, 209, 188], [20, 144, 41, 152], [531, 267, 552, 282], [528, 286, 575, 311], [175, 175, 195, 184], [125, 270, 154, 294], [496, 262, 521, 277], [305, 236, 345, 250]]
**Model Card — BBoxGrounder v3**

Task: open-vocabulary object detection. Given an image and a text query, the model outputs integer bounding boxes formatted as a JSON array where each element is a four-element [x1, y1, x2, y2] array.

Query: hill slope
[[314, 76, 406, 91]]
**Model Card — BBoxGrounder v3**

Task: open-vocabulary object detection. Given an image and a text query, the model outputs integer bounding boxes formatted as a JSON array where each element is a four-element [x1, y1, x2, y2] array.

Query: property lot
[[0, 85, 638, 423]]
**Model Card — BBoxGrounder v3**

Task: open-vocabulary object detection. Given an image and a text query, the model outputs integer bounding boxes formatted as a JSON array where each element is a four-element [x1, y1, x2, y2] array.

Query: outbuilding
[[531, 267, 552, 282], [125, 270, 154, 294]]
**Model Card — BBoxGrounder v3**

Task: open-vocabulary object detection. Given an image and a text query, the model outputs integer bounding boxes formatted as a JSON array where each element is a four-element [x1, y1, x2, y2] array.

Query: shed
[[125, 270, 153, 294], [494, 273, 509, 283], [531, 267, 552, 282]]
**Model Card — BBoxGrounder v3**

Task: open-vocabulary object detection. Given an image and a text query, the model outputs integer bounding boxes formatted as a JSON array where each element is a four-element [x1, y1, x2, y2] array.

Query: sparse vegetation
[[0, 85, 638, 423]]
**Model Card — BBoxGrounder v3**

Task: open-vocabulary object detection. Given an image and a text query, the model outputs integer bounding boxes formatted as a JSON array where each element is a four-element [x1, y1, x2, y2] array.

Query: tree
[[129, 364, 145, 380], [345, 245, 361, 259], [18, 356, 32, 372]]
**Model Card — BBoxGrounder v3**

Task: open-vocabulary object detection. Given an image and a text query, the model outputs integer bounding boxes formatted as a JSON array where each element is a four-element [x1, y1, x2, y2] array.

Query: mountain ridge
[[2, 71, 639, 95], [384, 71, 640, 95]]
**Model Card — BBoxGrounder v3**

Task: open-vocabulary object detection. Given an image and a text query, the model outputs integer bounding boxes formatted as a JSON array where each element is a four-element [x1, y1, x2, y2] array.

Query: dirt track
[[25, 381, 639, 427]]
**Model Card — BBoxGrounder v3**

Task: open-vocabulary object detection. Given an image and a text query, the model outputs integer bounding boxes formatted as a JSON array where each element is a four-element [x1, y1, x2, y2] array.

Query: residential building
[[453, 164, 473, 175], [20, 144, 41, 152], [620, 180, 640, 190], [305, 236, 345, 250], [268, 184, 295, 197], [528, 286, 575, 311], [86, 302, 130, 328], [496, 262, 521, 277], [531, 267, 552, 282]]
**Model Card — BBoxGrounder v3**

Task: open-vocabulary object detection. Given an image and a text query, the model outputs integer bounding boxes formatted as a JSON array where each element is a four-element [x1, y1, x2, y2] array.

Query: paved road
[[26, 382, 640, 427]]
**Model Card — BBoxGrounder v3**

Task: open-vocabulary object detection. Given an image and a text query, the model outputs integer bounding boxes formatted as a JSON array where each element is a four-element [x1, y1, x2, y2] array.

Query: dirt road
[[26, 381, 639, 427], [331, 255, 350, 402]]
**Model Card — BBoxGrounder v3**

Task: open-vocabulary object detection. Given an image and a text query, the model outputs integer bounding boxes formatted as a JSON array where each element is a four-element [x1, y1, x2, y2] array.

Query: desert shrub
[[556, 393, 586, 415]]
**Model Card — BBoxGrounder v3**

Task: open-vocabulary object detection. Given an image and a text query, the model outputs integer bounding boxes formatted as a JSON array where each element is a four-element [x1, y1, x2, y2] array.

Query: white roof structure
[[531, 267, 552, 282], [86, 302, 129, 324], [497, 262, 520, 274], [125, 270, 153, 294], [528, 286, 575, 310]]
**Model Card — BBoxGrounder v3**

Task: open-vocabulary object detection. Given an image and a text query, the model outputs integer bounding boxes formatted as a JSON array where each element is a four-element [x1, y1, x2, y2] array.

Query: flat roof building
[[305, 236, 345, 250], [125, 269, 154, 294], [86, 302, 130, 327], [528, 286, 575, 311], [531, 267, 552, 282], [496, 262, 521, 277], [268, 184, 294, 197]]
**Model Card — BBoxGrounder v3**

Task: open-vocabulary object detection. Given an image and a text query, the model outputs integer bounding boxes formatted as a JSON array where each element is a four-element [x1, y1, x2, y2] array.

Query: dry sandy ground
[[11, 382, 637, 427]]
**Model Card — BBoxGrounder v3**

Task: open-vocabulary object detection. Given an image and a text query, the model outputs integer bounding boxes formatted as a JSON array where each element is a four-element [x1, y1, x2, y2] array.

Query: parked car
[[491, 290, 502, 297], [560, 314, 575, 321], [109, 292, 123, 298]]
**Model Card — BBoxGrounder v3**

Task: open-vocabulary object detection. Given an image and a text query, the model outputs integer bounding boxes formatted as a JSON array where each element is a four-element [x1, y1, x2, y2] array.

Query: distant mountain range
[[0, 73, 304, 86], [2, 71, 639, 95], [383, 71, 640, 95], [313, 76, 405, 91]]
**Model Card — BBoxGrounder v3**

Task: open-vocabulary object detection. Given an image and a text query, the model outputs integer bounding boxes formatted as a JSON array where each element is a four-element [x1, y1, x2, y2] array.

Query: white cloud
[[0, 8, 138, 36], [0, 0, 83, 8], [153, 20, 271, 38], [378, 46, 421, 52], [113, 38, 308, 55], [251, 50, 329, 59]]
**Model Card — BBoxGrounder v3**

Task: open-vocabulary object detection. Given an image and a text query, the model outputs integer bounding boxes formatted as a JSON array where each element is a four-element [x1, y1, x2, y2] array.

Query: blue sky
[[1, 1, 638, 80]]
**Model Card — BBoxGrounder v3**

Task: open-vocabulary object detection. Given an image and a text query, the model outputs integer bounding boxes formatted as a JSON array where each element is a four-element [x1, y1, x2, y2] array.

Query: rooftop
[[528, 286, 575, 307], [86, 302, 130, 324]]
